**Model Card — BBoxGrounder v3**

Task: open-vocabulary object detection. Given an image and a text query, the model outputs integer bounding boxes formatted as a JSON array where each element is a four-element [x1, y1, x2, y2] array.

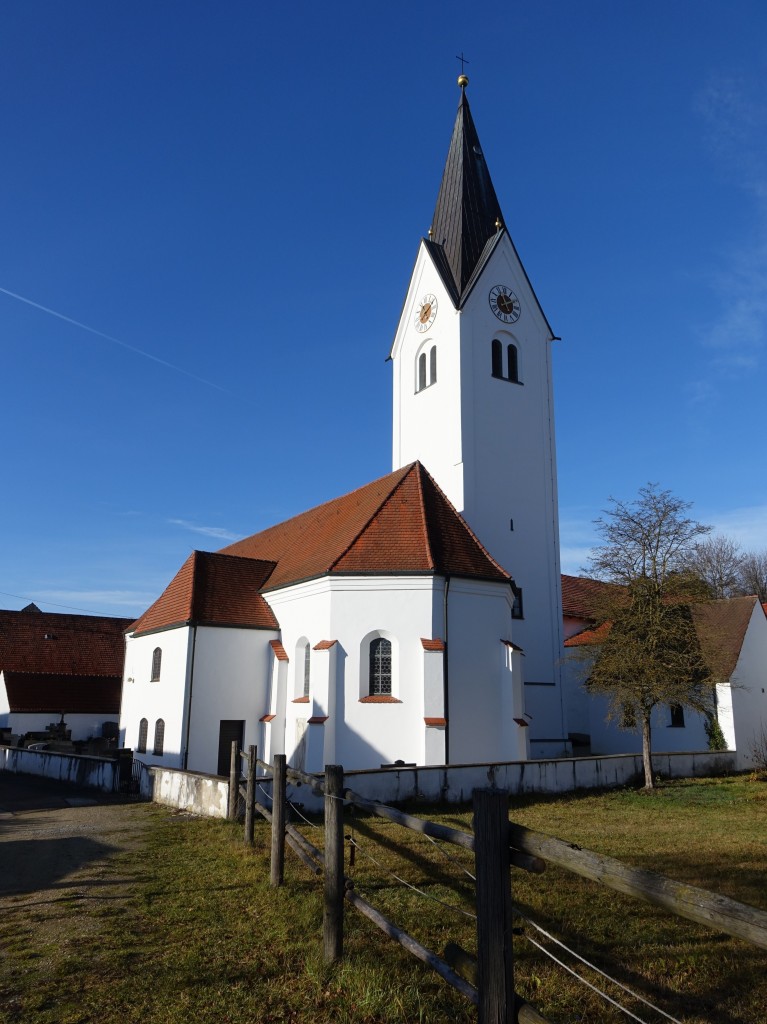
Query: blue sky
[[2, 1, 766, 617]]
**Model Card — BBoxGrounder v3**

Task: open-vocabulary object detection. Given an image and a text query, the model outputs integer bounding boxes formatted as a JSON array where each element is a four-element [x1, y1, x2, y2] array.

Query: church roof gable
[[130, 551, 279, 636], [220, 462, 511, 589]]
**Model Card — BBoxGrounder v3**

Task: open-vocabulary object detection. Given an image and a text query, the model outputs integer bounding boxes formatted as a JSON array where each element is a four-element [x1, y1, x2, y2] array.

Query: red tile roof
[[424, 716, 447, 726], [131, 551, 279, 636], [220, 462, 510, 589], [313, 640, 337, 650], [4, 671, 121, 714], [421, 638, 445, 651], [561, 574, 622, 619], [564, 594, 759, 681], [270, 640, 288, 661], [0, 607, 131, 676]]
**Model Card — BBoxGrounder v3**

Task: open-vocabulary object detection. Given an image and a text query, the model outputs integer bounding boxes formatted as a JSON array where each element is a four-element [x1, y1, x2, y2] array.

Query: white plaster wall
[[266, 574, 525, 772], [587, 694, 709, 756], [724, 603, 767, 769], [185, 625, 278, 775], [561, 646, 711, 756], [446, 579, 527, 763], [119, 627, 193, 769], [391, 237, 565, 750], [392, 243, 464, 510], [0, 672, 9, 722], [265, 576, 437, 771]]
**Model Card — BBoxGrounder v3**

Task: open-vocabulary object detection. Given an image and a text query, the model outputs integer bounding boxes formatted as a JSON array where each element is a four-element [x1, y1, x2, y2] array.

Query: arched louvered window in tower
[[491, 338, 503, 378], [153, 718, 165, 756], [151, 647, 162, 681], [369, 637, 392, 696], [507, 344, 519, 383], [137, 718, 148, 754], [417, 352, 427, 392], [429, 345, 437, 385]]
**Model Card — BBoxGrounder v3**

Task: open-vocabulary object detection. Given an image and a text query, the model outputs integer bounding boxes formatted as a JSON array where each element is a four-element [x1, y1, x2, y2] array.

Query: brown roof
[[561, 574, 623, 619], [269, 640, 288, 661], [4, 672, 121, 715], [0, 608, 132, 676], [220, 462, 510, 589], [565, 594, 759, 680], [689, 596, 759, 680], [131, 551, 279, 636]]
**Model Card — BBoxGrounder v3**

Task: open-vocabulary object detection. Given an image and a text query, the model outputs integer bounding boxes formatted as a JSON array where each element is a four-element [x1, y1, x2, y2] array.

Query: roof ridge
[[419, 464, 512, 581], [413, 462, 436, 571], [327, 464, 416, 572]]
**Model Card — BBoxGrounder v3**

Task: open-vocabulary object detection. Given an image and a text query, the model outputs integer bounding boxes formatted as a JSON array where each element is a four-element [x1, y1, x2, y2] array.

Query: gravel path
[[0, 773, 152, 926]]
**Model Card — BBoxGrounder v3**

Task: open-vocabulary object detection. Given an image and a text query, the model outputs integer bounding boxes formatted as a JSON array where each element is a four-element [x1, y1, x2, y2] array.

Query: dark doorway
[[217, 720, 245, 776]]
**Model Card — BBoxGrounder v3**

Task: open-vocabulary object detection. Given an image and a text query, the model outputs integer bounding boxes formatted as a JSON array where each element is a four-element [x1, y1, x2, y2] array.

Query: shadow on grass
[[0, 836, 120, 897]]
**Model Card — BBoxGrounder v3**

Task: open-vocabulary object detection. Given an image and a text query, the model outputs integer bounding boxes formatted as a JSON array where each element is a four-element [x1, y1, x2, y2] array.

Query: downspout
[[443, 575, 451, 764], [182, 625, 198, 770]]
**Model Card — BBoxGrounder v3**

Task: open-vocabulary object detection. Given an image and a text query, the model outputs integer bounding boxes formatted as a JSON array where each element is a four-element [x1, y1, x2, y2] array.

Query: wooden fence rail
[[232, 750, 767, 1022]]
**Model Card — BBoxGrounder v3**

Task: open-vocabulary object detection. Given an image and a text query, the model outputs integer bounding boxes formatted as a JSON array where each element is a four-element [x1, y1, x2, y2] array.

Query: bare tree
[[737, 550, 767, 603], [682, 535, 742, 599], [583, 484, 716, 789]]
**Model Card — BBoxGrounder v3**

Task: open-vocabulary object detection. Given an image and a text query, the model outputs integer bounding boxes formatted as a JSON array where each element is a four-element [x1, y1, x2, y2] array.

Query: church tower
[[390, 77, 567, 754]]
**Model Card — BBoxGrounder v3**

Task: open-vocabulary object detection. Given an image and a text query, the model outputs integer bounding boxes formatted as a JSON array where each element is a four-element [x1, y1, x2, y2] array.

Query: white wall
[[390, 237, 566, 751], [185, 625, 278, 775], [263, 573, 525, 772], [719, 602, 767, 769], [119, 626, 193, 769]]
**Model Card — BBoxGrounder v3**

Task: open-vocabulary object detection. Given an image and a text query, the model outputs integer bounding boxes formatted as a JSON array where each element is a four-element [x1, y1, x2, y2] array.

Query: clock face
[[414, 293, 437, 333], [489, 285, 521, 323]]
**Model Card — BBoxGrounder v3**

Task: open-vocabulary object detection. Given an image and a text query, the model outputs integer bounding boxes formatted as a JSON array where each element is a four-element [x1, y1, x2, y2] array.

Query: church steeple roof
[[429, 82, 504, 298]]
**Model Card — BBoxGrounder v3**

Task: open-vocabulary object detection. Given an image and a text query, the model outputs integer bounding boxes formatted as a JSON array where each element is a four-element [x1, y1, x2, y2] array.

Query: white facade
[[561, 598, 767, 766], [391, 235, 566, 757], [120, 623, 279, 774], [715, 601, 767, 770], [261, 573, 528, 773]]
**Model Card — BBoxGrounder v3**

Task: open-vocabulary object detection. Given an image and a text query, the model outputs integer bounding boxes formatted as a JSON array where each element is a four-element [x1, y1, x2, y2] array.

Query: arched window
[[137, 718, 148, 754], [151, 647, 162, 681], [417, 352, 427, 392], [429, 345, 437, 385], [303, 642, 311, 698], [369, 637, 392, 696], [492, 338, 521, 384], [507, 344, 519, 383], [153, 718, 165, 756], [491, 338, 503, 378]]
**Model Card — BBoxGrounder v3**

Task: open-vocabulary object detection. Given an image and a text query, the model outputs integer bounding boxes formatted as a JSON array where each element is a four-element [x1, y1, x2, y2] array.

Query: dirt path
[[0, 774, 153, 960]]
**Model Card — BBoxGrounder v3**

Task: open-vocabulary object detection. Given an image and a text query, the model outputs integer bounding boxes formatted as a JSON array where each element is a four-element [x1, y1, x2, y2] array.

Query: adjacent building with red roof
[[560, 576, 767, 767], [0, 603, 132, 743]]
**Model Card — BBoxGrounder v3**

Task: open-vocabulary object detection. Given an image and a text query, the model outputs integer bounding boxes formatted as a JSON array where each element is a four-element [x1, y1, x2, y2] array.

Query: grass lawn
[[1, 774, 766, 1023]]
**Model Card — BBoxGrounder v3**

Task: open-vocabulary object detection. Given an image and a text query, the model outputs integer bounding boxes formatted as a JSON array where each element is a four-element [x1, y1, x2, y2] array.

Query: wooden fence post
[[228, 739, 239, 820], [271, 754, 287, 886], [474, 788, 514, 1024], [245, 744, 257, 846], [323, 764, 344, 963]]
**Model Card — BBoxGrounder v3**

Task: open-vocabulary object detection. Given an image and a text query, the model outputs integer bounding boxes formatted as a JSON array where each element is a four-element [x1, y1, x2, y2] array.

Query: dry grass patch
[[1, 776, 765, 1023]]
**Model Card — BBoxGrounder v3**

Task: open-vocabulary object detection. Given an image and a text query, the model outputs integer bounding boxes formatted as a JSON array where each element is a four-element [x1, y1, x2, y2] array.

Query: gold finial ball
[[457, 74, 469, 89]]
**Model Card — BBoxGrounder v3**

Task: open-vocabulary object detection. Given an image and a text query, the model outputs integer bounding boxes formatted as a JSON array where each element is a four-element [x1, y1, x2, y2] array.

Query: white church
[[119, 77, 566, 776], [118, 79, 767, 776]]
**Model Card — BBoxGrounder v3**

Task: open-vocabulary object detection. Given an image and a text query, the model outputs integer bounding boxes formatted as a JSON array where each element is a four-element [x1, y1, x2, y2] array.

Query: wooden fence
[[228, 743, 767, 1024]]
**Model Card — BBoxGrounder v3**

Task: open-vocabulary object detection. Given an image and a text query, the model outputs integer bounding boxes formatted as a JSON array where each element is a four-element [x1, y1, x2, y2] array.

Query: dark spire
[[429, 79, 504, 298]]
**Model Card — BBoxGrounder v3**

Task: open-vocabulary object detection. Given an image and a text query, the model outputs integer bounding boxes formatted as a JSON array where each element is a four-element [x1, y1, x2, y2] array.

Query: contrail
[[0, 285, 229, 393]]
